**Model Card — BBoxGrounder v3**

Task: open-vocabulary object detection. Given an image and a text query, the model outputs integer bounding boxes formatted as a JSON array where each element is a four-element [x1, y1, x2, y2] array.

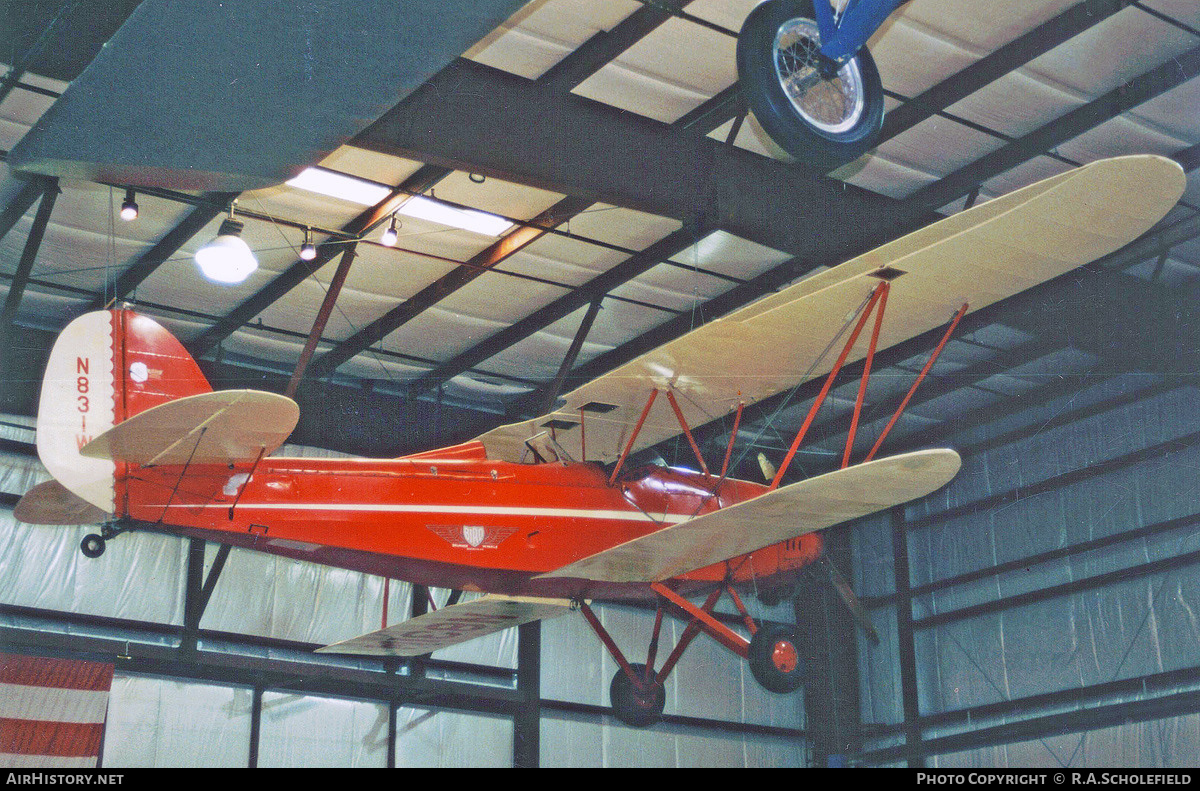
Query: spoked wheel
[[609, 662, 666, 728], [737, 0, 885, 170], [80, 533, 106, 559], [748, 623, 805, 694]]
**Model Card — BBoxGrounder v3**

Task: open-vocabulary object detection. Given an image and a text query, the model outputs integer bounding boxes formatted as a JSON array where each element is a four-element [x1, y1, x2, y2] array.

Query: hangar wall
[[852, 373, 1200, 767], [0, 416, 805, 768]]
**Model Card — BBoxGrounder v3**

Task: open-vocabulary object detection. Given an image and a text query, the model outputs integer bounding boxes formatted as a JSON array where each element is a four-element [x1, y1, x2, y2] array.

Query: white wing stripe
[[154, 502, 690, 524]]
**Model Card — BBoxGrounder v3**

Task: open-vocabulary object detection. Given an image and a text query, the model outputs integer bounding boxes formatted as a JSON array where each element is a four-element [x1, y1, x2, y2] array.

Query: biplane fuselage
[[122, 442, 821, 600]]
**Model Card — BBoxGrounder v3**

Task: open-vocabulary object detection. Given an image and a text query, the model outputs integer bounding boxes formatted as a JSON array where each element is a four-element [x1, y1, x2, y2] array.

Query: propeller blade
[[757, 452, 777, 482], [818, 555, 880, 645]]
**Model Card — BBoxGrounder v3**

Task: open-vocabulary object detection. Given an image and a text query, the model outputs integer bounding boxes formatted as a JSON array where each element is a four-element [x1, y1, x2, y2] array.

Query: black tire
[[737, 0, 885, 170], [609, 663, 666, 728], [80, 534, 106, 559], [748, 623, 805, 693]]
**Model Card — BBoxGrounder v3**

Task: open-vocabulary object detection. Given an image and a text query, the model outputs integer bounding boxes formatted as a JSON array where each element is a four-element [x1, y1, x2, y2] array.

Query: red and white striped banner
[[0, 653, 114, 768]]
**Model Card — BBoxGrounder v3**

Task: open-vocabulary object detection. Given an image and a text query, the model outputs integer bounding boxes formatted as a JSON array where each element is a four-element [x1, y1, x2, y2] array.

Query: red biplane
[[15, 154, 1183, 727]]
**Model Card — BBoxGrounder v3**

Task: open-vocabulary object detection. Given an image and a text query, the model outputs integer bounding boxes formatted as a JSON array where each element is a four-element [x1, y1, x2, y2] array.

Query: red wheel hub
[[771, 639, 799, 673]]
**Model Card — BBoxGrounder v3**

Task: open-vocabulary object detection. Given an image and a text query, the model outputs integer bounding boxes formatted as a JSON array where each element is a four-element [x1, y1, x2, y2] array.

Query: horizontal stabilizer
[[14, 479, 109, 525], [80, 390, 299, 466], [539, 449, 961, 583], [317, 595, 574, 657]]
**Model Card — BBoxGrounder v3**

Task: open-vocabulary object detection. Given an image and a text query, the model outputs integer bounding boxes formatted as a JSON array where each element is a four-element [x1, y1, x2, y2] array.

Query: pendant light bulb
[[300, 227, 317, 261], [381, 215, 398, 247], [195, 205, 258, 284], [120, 189, 139, 221]]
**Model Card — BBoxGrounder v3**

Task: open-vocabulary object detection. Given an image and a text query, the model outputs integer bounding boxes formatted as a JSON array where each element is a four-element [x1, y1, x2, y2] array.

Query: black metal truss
[[877, 0, 1139, 146], [0, 176, 48, 244], [906, 39, 1200, 210], [306, 194, 595, 381], [0, 178, 58, 354], [355, 58, 925, 260]]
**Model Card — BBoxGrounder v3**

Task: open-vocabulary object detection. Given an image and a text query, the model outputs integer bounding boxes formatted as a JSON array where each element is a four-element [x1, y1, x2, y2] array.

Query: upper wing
[[79, 390, 299, 465], [476, 155, 1184, 463], [539, 448, 961, 583], [316, 594, 574, 657]]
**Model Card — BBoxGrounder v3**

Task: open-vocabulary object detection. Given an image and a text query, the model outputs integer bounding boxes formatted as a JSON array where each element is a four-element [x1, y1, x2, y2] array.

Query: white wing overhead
[[475, 155, 1185, 464]]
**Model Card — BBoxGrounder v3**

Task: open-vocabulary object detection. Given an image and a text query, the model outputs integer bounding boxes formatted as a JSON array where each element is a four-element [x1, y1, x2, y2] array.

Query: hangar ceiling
[[1, 0, 1199, 481]]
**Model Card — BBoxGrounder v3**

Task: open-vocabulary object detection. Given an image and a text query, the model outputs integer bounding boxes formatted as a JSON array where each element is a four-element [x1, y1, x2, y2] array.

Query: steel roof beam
[[877, 0, 1137, 146], [307, 193, 595, 380], [0, 179, 58, 347], [0, 177, 46, 244], [190, 1, 696, 371], [354, 59, 924, 259], [906, 41, 1200, 210], [536, 0, 691, 93], [402, 224, 708, 398]]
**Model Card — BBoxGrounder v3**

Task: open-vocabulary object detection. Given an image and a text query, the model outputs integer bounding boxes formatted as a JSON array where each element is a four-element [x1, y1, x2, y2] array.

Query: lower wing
[[539, 448, 961, 583], [317, 595, 574, 657]]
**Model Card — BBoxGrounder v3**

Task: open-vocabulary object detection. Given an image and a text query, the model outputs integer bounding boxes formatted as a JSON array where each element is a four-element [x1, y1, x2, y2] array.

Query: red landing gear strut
[[579, 582, 805, 727]]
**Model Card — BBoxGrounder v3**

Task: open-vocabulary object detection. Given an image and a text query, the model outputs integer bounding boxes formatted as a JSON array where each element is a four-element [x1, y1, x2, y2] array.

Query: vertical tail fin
[[35, 309, 211, 513]]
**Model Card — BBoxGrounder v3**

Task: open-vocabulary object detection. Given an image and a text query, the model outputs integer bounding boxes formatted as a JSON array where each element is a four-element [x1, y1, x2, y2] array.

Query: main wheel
[[609, 663, 666, 728], [80, 534, 106, 559], [749, 623, 805, 693], [737, 0, 885, 170]]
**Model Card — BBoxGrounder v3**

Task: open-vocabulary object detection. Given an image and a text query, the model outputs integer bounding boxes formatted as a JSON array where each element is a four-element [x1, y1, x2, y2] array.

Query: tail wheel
[[749, 623, 805, 693], [80, 534, 106, 559], [609, 663, 666, 728], [737, 0, 885, 170]]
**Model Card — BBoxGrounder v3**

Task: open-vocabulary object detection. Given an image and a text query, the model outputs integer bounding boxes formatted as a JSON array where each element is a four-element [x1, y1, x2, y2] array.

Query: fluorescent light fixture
[[397, 195, 513, 237], [286, 167, 392, 206], [195, 218, 258, 284], [287, 167, 514, 236]]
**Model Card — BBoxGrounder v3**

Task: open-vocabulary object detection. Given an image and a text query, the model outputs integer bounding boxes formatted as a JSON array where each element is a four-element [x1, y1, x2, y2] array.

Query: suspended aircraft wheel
[[80, 534, 106, 559], [609, 663, 666, 728], [749, 624, 805, 693], [737, 0, 885, 170]]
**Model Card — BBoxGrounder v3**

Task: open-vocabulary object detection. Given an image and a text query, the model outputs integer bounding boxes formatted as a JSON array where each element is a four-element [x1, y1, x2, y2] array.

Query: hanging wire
[[728, 288, 877, 478]]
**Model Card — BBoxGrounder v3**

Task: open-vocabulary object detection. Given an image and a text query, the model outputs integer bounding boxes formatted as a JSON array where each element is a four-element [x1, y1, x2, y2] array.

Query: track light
[[195, 204, 258, 284], [120, 189, 138, 221], [300, 227, 317, 261], [380, 215, 398, 246]]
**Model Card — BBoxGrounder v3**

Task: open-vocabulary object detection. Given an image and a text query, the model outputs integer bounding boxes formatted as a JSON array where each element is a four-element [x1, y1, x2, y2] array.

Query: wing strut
[[841, 280, 890, 468], [769, 281, 889, 491], [665, 389, 710, 478], [863, 302, 968, 463], [608, 389, 659, 485]]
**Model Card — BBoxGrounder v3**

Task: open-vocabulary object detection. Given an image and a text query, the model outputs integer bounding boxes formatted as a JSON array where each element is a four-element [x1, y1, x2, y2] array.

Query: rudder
[[36, 309, 212, 513]]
